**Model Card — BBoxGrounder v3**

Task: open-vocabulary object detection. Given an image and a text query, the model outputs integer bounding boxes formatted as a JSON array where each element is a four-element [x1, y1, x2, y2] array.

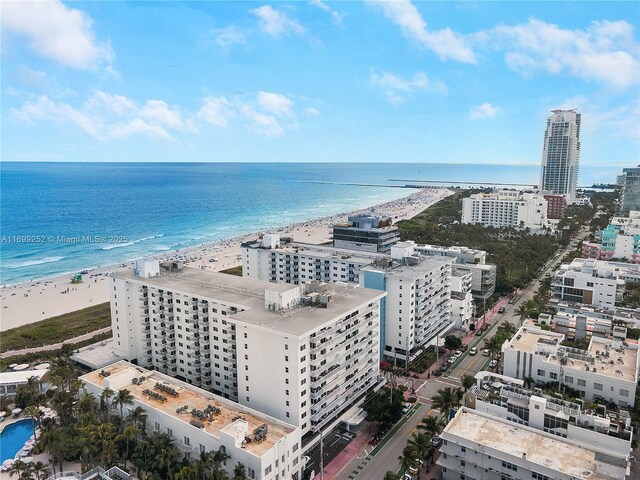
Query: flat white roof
[[444, 408, 627, 480], [0, 369, 48, 385]]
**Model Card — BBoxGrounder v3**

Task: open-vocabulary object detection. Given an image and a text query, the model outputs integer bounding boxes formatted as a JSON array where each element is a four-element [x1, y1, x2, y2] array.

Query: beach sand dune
[[0, 188, 451, 332]]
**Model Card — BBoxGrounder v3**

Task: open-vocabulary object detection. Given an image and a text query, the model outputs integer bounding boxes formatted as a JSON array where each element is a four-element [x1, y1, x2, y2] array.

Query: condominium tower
[[619, 167, 640, 216], [110, 259, 384, 442], [540, 109, 581, 200]]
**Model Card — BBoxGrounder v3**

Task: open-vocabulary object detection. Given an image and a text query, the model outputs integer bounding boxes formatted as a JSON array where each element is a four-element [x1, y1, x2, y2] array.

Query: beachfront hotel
[[539, 109, 581, 201], [81, 361, 302, 480], [241, 236, 467, 362], [437, 407, 629, 480], [501, 324, 639, 408], [461, 190, 549, 231], [109, 260, 384, 443]]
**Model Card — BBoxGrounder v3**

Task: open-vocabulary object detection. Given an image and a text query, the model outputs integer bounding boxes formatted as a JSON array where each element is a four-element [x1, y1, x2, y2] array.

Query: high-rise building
[[619, 166, 640, 216], [110, 260, 384, 441], [540, 109, 581, 200], [461, 190, 548, 231], [332, 215, 400, 253]]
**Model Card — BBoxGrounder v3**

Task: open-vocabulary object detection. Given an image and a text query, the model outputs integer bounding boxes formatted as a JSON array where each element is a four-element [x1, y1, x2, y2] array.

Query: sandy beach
[[0, 188, 451, 332]]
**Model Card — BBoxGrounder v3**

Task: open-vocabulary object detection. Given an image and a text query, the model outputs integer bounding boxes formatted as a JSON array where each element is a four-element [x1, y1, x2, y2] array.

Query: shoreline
[[0, 188, 451, 332]]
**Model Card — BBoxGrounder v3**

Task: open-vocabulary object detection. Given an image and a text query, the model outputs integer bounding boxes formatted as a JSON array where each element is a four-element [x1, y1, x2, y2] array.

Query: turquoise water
[[0, 420, 34, 462], [0, 162, 623, 285]]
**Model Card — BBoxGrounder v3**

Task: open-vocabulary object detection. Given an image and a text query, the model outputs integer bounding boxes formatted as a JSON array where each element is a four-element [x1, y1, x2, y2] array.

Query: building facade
[[540, 109, 581, 200], [543, 194, 567, 219], [109, 260, 384, 441], [582, 213, 640, 264], [551, 258, 626, 308], [332, 215, 400, 253], [619, 167, 640, 216], [81, 361, 302, 480], [461, 190, 548, 231], [502, 325, 638, 408], [438, 407, 628, 480]]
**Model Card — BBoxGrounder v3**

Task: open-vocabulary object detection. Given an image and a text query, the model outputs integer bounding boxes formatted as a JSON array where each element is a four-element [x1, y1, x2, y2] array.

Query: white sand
[[0, 188, 451, 332]]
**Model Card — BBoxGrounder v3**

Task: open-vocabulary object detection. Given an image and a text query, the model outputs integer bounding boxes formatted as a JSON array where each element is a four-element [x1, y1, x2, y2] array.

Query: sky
[[1, 1, 639, 166]]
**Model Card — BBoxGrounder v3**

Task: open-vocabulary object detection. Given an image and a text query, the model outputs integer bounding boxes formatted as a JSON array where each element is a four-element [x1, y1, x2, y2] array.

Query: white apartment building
[[360, 256, 453, 362], [461, 190, 548, 231], [468, 372, 633, 457], [331, 215, 400, 253], [502, 325, 639, 408], [81, 361, 302, 480], [450, 271, 473, 329], [110, 260, 384, 441], [241, 236, 454, 362], [552, 258, 626, 308], [438, 407, 628, 480], [540, 109, 581, 200]]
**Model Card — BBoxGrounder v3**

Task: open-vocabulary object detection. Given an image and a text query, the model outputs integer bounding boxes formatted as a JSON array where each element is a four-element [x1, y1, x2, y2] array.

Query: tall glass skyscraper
[[539, 109, 581, 200], [620, 166, 640, 216]]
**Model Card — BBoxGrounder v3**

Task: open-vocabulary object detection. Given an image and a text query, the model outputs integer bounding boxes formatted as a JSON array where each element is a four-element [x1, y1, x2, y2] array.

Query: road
[[343, 228, 591, 479]]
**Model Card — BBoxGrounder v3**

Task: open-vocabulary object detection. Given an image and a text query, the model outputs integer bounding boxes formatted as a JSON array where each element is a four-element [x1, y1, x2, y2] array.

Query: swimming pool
[[0, 420, 35, 462]]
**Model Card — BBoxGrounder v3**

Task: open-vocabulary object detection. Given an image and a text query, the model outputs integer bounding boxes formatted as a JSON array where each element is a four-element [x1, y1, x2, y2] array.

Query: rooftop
[[112, 267, 385, 336], [71, 339, 122, 369], [444, 408, 627, 480], [0, 369, 48, 385], [506, 326, 638, 382], [81, 361, 296, 457]]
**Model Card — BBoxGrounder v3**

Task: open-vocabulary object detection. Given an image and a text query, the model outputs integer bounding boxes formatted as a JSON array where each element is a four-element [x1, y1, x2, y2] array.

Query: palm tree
[[418, 414, 444, 439], [132, 439, 152, 479], [497, 322, 517, 336], [112, 389, 134, 424], [233, 463, 248, 480], [99, 387, 115, 419], [127, 405, 148, 431], [483, 336, 502, 361], [24, 405, 40, 437], [117, 424, 140, 469], [430, 387, 463, 418], [30, 461, 51, 480], [514, 303, 530, 325], [40, 427, 66, 473], [154, 447, 177, 480], [7, 460, 29, 478], [408, 431, 430, 461], [397, 444, 418, 476], [460, 374, 476, 392], [383, 472, 400, 480]]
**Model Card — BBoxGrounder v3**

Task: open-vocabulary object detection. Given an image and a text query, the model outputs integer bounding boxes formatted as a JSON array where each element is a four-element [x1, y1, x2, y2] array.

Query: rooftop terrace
[[81, 361, 296, 457]]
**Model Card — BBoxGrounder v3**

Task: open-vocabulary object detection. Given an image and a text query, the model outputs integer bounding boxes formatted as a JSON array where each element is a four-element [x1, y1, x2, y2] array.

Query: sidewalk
[[322, 429, 371, 479]]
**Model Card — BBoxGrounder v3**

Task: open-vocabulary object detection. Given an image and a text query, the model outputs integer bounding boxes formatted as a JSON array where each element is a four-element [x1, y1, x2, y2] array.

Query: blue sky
[[1, 1, 638, 166]]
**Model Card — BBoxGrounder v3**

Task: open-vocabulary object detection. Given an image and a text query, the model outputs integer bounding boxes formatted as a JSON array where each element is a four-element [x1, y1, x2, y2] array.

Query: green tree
[[408, 431, 431, 461], [112, 389, 135, 426], [30, 461, 51, 480], [461, 374, 476, 392], [383, 472, 400, 480], [431, 387, 463, 417], [397, 445, 418, 475], [417, 415, 443, 438], [233, 463, 248, 480], [444, 335, 462, 350], [483, 336, 502, 360]]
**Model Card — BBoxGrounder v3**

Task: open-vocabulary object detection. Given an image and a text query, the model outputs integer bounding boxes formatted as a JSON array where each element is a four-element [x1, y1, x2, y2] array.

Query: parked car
[[431, 434, 442, 446], [508, 298, 515, 304], [498, 307, 505, 313], [461, 344, 469, 352], [401, 474, 414, 480], [475, 329, 483, 336], [454, 350, 462, 357], [489, 359, 498, 368], [402, 403, 412, 414], [469, 347, 477, 356], [481, 324, 489, 331], [482, 349, 490, 356]]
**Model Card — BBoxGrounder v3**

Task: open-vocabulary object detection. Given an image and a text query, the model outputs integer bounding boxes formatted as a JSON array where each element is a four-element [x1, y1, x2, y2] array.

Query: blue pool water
[[0, 420, 35, 462]]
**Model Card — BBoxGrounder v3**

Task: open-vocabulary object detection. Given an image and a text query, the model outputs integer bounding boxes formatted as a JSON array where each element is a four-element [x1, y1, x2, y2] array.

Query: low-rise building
[[502, 325, 639, 408], [537, 312, 614, 341], [467, 371, 633, 457], [552, 258, 626, 308], [461, 190, 548, 231], [81, 361, 302, 480], [0, 368, 48, 398], [438, 407, 629, 480], [543, 194, 567, 219], [582, 212, 640, 263]]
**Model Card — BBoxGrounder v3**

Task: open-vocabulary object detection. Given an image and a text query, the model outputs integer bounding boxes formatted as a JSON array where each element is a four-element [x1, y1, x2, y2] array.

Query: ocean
[[0, 162, 622, 285]]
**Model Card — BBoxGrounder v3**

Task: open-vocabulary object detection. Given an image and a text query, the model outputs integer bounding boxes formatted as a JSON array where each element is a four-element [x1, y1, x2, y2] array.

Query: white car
[[489, 359, 498, 368], [482, 349, 490, 357], [402, 403, 412, 414], [469, 347, 477, 356]]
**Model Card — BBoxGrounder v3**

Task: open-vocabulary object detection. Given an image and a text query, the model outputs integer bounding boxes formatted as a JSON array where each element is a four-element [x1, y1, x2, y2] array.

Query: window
[[577, 379, 586, 387], [537, 369, 545, 377], [264, 465, 272, 475], [501, 460, 517, 472], [532, 473, 549, 480], [549, 372, 557, 380], [183, 436, 190, 446], [564, 376, 573, 384], [247, 467, 256, 479], [154, 421, 160, 432], [621, 389, 630, 397], [594, 382, 603, 391]]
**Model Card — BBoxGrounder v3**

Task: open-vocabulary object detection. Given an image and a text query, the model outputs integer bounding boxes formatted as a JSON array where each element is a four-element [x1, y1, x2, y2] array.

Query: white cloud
[[484, 18, 640, 88], [12, 95, 101, 137], [14, 65, 47, 88], [309, 0, 343, 24], [257, 91, 294, 117], [107, 119, 173, 141], [1, 0, 115, 70], [304, 107, 320, 117], [212, 25, 247, 49], [249, 5, 304, 36], [469, 102, 503, 119], [367, 0, 475, 63], [370, 71, 447, 104], [197, 96, 234, 128], [240, 105, 285, 136]]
